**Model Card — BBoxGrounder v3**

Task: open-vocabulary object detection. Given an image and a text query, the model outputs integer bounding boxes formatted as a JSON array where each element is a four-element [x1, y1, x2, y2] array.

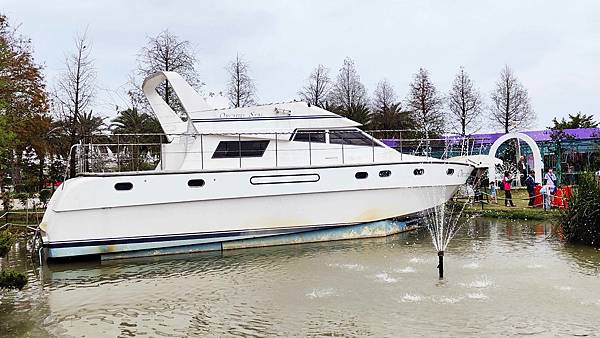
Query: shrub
[[1, 191, 13, 211], [559, 173, 600, 247], [0, 231, 28, 290], [15, 192, 29, 209], [0, 270, 28, 290], [38, 189, 52, 206], [0, 230, 14, 257]]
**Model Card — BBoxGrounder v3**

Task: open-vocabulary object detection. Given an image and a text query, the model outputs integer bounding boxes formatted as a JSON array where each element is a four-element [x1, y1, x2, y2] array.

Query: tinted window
[[115, 182, 133, 191], [355, 172, 368, 179], [188, 179, 205, 187], [413, 169, 425, 176], [293, 130, 326, 143], [446, 168, 455, 175], [330, 130, 379, 146], [212, 140, 270, 158]]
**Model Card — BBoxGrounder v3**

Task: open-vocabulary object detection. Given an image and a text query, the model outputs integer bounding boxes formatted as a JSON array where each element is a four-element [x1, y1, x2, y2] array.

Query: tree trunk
[[0, 172, 8, 212], [11, 151, 22, 191], [38, 155, 45, 191]]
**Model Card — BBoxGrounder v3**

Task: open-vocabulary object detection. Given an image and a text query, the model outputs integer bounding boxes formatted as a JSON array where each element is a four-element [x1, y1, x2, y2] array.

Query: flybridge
[[142, 71, 360, 135]]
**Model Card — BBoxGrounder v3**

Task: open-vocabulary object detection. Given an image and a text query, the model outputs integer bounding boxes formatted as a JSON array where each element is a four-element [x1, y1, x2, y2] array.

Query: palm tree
[[110, 108, 163, 171], [110, 108, 162, 135], [369, 103, 417, 138], [78, 111, 106, 140]]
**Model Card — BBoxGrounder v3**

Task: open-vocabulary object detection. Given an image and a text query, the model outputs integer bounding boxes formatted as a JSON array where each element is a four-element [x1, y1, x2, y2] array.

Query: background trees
[[490, 65, 535, 133], [225, 54, 257, 108], [370, 79, 415, 137], [550, 113, 598, 129], [447, 67, 482, 136], [298, 64, 331, 108], [110, 108, 161, 135], [0, 14, 49, 191], [134, 29, 202, 113], [406, 68, 444, 138], [328, 57, 370, 125], [53, 31, 101, 178]]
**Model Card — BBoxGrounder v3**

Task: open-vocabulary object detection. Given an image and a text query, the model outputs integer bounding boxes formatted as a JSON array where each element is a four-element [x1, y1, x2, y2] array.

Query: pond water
[[1, 218, 599, 337]]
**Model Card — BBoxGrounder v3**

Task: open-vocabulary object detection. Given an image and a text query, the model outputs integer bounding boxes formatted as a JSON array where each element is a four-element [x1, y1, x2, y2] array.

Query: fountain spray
[[424, 197, 469, 280]]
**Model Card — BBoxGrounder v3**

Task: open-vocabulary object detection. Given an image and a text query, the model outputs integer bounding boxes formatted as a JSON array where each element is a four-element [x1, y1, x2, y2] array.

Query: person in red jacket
[[503, 171, 515, 207]]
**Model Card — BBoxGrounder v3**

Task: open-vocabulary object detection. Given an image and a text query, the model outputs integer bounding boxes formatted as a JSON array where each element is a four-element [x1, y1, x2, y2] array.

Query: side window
[[379, 170, 391, 177], [329, 130, 380, 147], [413, 169, 425, 176], [293, 130, 326, 143], [355, 172, 368, 179], [114, 182, 133, 191], [212, 140, 270, 158]]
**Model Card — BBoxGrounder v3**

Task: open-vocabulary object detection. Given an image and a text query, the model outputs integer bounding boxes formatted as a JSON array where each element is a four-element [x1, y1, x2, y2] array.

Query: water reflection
[[1, 217, 599, 337]]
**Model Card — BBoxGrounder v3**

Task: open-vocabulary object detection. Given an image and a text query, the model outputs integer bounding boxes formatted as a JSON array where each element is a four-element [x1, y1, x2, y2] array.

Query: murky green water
[[1, 218, 600, 337]]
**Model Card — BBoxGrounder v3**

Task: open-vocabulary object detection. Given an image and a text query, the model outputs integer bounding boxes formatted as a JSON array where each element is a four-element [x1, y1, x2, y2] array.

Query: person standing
[[503, 171, 515, 207], [525, 170, 536, 207], [540, 184, 551, 211], [518, 156, 527, 186], [489, 180, 497, 204], [566, 164, 574, 185], [544, 168, 557, 194]]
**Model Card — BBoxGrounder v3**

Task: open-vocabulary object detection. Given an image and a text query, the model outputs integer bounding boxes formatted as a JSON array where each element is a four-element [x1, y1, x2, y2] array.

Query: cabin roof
[[188, 101, 360, 134]]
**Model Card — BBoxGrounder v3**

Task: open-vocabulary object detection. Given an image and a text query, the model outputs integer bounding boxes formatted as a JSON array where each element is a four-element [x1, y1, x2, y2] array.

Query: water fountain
[[423, 198, 470, 279], [422, 136, 479, 280]]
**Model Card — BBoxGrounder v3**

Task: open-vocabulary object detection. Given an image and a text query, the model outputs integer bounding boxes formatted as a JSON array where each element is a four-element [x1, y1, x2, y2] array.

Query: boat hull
[[40, 162, 473, 259]]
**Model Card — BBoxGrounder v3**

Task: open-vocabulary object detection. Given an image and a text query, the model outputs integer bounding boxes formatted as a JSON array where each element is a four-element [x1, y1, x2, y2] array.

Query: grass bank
[[459, 188, 559, 221]]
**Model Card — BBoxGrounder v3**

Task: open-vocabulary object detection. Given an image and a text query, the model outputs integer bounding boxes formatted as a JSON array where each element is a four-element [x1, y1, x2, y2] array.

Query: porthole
[[188, 179, 205, 187], [355, 172, 368, 179], [413, 169, 424, 176], [379, 170, 391, 178], [446, 168, 455, 175], [114, 182, 133, 191]]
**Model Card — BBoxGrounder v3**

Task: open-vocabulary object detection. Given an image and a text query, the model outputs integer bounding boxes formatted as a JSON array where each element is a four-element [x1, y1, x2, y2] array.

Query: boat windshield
[[292, 130, 326, 143], [329, 129, 380, 147]]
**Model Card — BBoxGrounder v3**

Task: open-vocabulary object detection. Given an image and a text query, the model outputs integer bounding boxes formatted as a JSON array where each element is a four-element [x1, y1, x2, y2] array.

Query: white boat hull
[[41, 161, 473, 258]]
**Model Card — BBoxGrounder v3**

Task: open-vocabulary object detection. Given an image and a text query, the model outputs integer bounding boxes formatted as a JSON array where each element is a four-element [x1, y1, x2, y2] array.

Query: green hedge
[[0, 230, 14, 257], [0, 270, 28, 290], [0, 230, 28, 290]]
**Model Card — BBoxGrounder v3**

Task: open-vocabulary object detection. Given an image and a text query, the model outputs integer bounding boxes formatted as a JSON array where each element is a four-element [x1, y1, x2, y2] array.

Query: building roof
[[454, 128, 600, 144]]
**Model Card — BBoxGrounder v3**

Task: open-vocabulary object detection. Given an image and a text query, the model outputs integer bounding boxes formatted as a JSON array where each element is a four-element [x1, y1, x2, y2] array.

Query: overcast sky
[[4, 0, 599, 131]]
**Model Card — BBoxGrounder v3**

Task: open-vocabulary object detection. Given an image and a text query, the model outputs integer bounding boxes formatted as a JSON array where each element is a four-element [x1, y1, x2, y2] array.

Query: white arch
[[488, 132, 543, 184], [142, 71, 210, 141]]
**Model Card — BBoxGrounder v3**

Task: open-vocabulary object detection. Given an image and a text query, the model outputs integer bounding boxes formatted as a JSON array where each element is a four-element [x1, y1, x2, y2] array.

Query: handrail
[[1, 223, 40, 232], [65, 131, 485, 178]]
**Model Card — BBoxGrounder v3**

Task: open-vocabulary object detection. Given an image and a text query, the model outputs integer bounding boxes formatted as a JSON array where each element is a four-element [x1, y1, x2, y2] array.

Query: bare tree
[[490, 65, 535, 133], [53, 31, 98, 177], [298, 64, 331, 108], [406, 68, 445, 138], [329, 57, 368, 112], [372, 79, 397, 112], [447, 67, 482, 136], [225, 54, 256, 108], [135, 29, 202, 112]]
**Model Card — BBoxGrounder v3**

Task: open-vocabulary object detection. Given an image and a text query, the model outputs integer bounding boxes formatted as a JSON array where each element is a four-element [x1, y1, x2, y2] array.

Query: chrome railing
[[64, 131, 489, 178]]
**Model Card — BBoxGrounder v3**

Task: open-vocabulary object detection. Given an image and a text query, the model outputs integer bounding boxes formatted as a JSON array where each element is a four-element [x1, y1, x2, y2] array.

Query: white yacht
[[40, 71, 477, 259]]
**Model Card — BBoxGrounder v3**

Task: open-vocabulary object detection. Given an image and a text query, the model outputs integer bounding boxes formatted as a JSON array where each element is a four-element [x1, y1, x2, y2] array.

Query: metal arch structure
[[488, 132, 543, 184]]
